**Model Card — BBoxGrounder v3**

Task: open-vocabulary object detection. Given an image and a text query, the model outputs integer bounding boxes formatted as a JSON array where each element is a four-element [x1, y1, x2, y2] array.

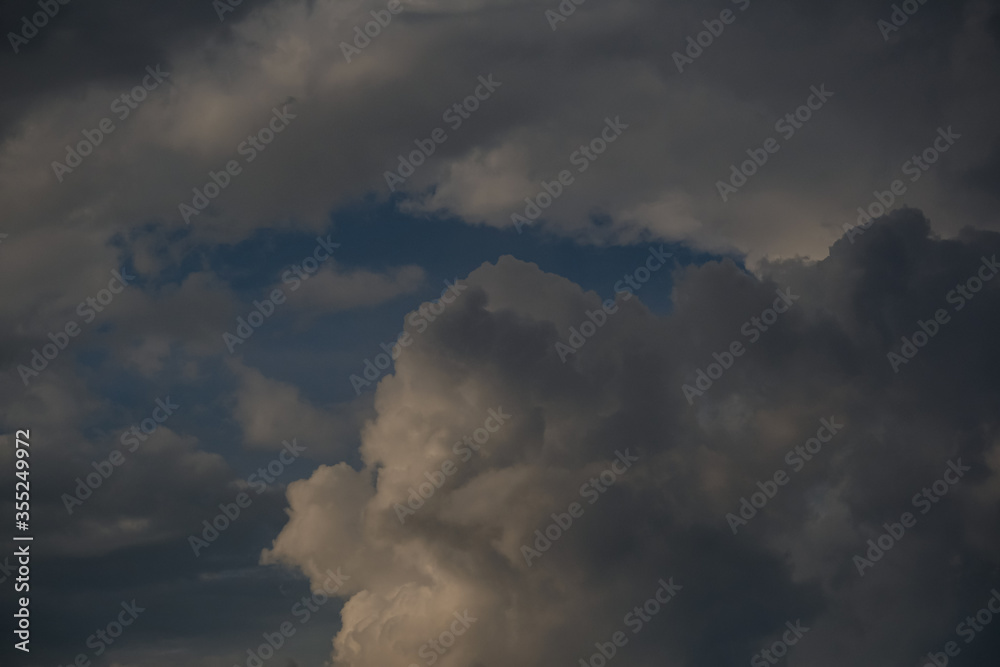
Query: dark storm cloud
[[1, 0, 997, 268], [0, 368, 336, 665], [0, 0, 270, 135]]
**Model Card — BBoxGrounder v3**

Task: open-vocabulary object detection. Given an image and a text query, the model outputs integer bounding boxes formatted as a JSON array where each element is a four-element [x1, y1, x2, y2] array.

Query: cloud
[[1, 0, 998, 287], [286, 262, 426, 313], [230, 358, 373, 455], [262, 211, 1000, 666], [0, 368, 232, 558]]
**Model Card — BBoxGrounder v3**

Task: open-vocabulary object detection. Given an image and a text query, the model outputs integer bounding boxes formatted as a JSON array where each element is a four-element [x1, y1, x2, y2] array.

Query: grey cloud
[[1, 0, 997, 287]]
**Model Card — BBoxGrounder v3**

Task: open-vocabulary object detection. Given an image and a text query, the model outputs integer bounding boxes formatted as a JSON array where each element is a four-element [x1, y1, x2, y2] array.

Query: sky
[[1, 0, 1000, 666]]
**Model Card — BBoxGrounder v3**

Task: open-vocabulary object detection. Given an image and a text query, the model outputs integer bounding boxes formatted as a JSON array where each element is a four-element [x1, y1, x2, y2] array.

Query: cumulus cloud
[[262, 211, 1000, 667], [3, 0, 1000, 663]]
